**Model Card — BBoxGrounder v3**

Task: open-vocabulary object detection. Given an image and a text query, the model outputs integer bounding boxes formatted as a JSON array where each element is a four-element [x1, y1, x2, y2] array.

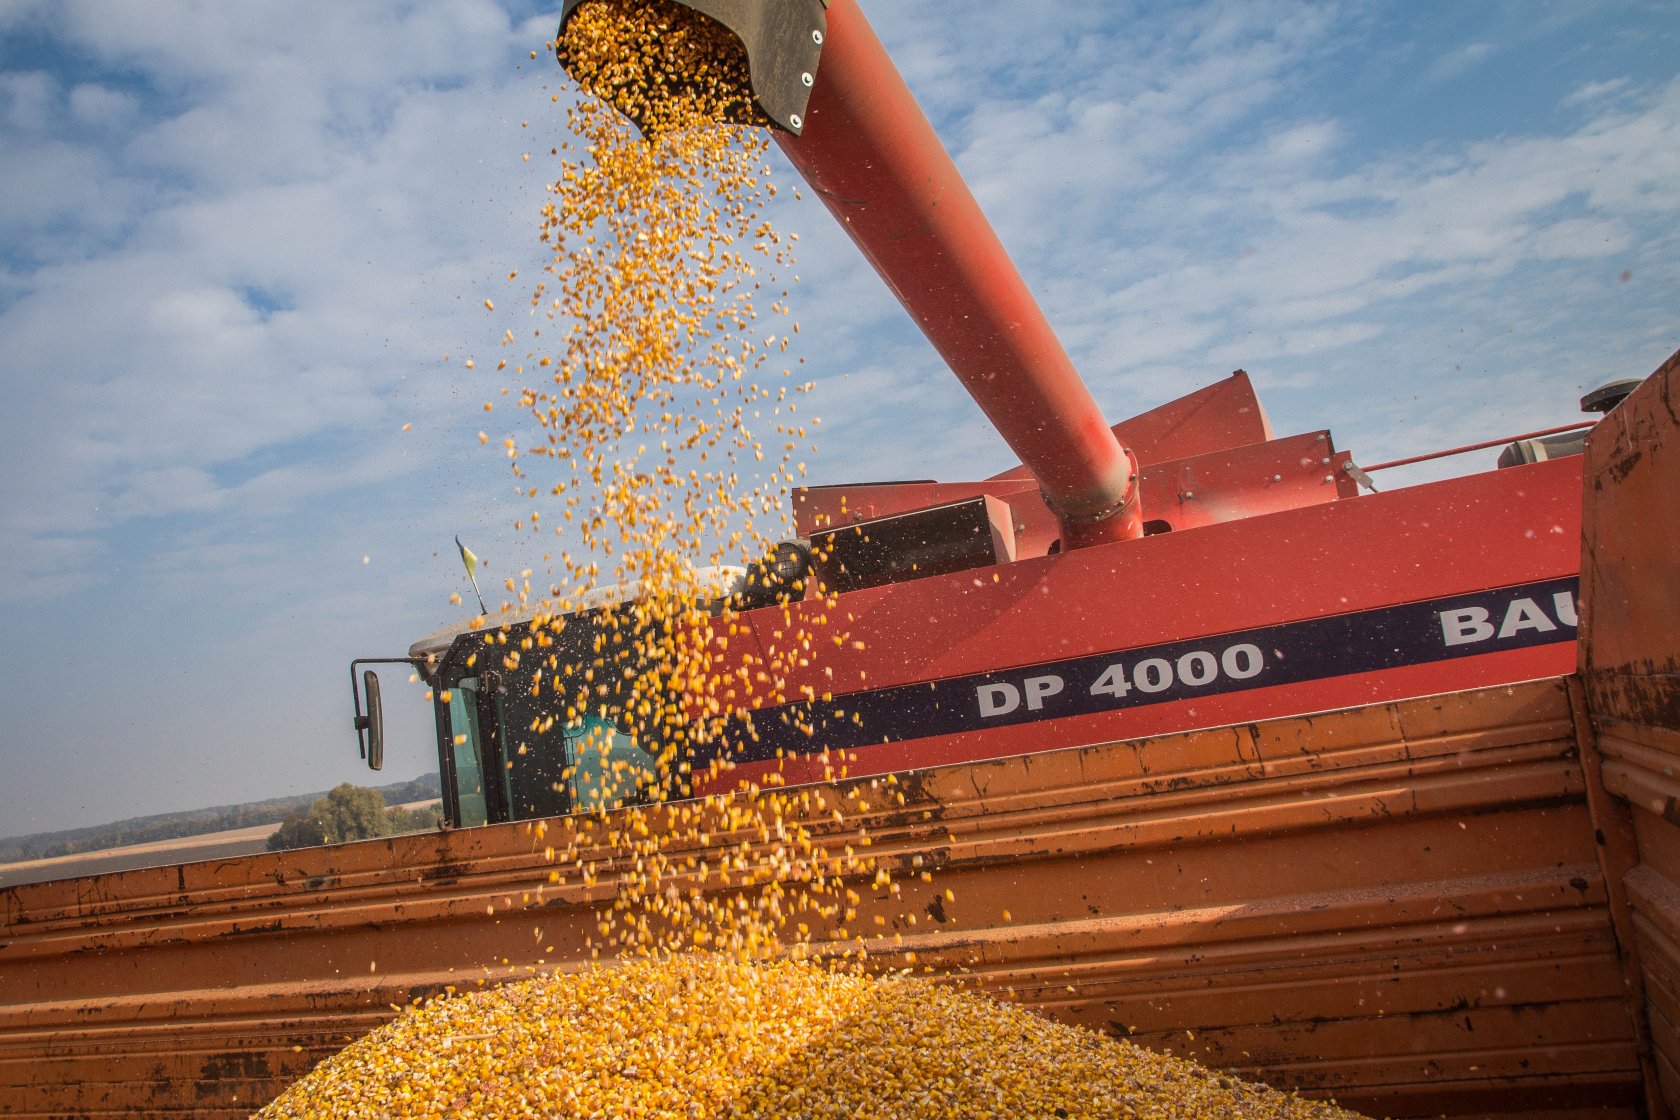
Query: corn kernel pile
[[257, 956, 1363, 1120]]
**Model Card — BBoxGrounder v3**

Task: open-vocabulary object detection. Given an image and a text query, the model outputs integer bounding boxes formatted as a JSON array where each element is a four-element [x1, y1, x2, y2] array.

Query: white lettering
[[1024, 674, 1065, 711], [1177, 650, 1218, 686], [1499, 597, 1558, 638], [1441, 607, 1495, 646], [1222, 644, 1264, 679], [977, 682, 1020, 718], [1090, 664, 1130, 699], [1134, 658, 1173, 693], [1552, 591, 1578, 627]]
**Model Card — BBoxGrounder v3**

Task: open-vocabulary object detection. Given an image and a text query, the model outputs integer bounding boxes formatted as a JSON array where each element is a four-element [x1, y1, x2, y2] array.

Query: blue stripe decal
[[710, 577, 1579, 762]]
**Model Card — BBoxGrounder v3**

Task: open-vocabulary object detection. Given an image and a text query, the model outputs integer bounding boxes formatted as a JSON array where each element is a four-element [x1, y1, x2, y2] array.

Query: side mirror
[[350, 656, 418, 770], [363, 670, 384, 771], [353, 668, 386, 771]]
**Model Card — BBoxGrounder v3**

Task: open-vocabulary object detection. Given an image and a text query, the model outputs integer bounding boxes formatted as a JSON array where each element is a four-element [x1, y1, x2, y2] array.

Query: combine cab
[[389, 363, 1589, 833], [2, 2, 1677, 1117]]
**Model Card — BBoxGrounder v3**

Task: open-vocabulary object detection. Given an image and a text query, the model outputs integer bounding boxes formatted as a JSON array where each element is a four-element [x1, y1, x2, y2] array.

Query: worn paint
[[1578, 347, 1680, 1120]]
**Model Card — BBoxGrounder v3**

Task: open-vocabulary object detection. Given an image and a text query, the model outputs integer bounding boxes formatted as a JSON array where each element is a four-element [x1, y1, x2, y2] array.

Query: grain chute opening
[[555, 0, 773, 139]]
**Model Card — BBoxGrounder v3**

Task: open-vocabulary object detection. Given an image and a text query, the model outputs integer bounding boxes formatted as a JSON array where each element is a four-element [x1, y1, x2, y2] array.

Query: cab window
[[447, 680, 489, 827], [565, 714, 660, 812], [494, 680, 572, 820]]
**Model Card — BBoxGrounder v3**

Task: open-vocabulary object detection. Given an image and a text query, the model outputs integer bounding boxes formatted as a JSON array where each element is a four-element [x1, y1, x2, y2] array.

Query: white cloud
[[0, 4, 561, 610], [1527, 216, 1634, 259], [1424, 40, 1495, 84], [2, 0, 1678, 832], [67, 81, 136, 125], [0, 69, 55, 128], [1206, 322, 1384, 366], [1262, 121, 1342, 168], [1564, 77, 1631, 107]]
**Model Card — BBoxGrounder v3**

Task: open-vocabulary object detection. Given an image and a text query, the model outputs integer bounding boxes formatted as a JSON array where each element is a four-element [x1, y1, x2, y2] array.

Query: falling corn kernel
[[450, 0, 836, 872]]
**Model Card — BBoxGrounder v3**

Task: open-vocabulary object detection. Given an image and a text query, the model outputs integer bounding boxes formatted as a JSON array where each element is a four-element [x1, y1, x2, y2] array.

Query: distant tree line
[[0, 775, 440, 864], [266, 784, 443, 851]]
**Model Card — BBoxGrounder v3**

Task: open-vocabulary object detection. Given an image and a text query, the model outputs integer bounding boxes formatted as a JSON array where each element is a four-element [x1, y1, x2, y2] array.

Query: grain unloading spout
[[555, 0, 1142, 548]]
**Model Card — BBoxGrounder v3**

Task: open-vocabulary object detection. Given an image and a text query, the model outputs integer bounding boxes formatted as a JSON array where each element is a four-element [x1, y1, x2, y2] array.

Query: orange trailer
[[4, 353, 1675, 1119]]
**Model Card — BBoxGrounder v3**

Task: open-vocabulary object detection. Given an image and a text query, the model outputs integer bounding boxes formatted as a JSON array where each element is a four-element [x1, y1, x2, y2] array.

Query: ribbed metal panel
[[1, 678, 1642, 1118]]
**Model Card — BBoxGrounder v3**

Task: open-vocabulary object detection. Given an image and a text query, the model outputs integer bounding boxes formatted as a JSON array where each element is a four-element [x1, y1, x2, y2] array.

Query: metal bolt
[[801, 72, 814, 87], [1323, 475, 1334, 483], [1182, 490, 1195, 500], [1320, 457, 1330, 465], [789, 113, 803, 129], [1316, 433, 1327, 441], [1272, 474, 1283, 482], [812, 29, 824, 44]]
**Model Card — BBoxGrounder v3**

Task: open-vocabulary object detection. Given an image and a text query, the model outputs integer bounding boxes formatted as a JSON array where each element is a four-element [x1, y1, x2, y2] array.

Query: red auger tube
[[773, 0, 1140, 546]]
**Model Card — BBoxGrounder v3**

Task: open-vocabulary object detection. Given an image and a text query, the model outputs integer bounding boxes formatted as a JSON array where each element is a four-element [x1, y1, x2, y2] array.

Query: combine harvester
[[3, 2, 1677, 1116]]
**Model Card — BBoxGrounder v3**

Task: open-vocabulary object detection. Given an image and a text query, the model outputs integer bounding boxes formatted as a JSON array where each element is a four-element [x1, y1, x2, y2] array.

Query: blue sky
[[0, 0, 1675, 837]]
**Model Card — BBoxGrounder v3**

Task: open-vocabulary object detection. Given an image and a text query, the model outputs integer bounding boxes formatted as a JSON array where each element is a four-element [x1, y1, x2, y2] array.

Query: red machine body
[[546, 0, 1593, 802], [695, 388, 1583, 793]]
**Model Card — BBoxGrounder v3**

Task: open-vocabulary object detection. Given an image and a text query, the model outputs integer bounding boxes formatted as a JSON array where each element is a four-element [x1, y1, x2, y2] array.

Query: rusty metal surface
[[1580, 346, 1680, 693], [0, 678, 1642, 1118], [1576, 346, 1680, 1119]]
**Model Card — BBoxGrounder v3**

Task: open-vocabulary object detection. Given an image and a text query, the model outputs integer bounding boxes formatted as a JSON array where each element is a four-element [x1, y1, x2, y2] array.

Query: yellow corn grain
[[257, 955, 1367, 1120]]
